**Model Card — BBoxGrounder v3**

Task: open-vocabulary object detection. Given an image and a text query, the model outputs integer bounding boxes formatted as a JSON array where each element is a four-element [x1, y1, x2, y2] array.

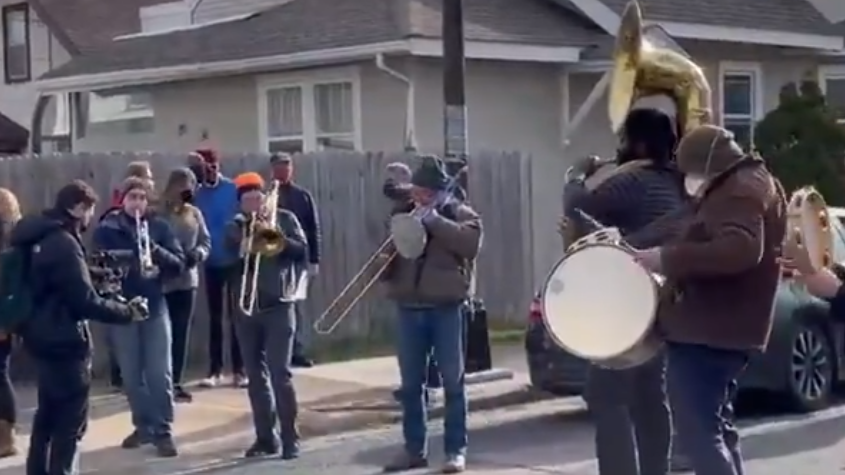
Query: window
[[84, 92, 155, 136], [719, 63, 761, 150], [2, 4, 29, 83], [819, 67, 845, 124], [260, 72, 360, 153]]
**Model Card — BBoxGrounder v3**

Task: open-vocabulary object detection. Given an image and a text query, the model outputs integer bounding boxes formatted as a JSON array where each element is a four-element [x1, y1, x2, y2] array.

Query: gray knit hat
[[410, 155, 449, 191]]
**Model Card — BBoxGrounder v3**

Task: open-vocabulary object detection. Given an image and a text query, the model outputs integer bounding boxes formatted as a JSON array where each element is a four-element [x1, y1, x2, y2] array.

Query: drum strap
[[695, 156, 762, 208]]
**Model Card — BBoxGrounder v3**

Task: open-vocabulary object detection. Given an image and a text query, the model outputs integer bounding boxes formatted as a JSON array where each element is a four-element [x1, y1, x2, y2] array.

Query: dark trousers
[[667, 343, 748, 475], [0, 339, 16, 423], [585, 354, 671, 475], [292, 303, 307, 359], [233, 303, 299, 446], [27, 357, 90, 475], [165, 289, 197, 386], [204, 265, 243, 376]]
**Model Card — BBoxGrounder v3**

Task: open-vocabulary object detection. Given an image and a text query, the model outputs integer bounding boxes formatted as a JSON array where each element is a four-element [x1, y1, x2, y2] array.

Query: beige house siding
[[0, 2, 70, 135]]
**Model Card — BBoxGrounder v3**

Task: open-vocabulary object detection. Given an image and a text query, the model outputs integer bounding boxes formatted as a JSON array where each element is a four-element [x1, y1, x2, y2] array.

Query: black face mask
[[180, 189, 195, 203]]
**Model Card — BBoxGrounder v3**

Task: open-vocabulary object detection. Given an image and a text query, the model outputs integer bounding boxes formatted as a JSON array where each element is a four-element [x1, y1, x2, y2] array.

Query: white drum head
[[542, 244, 657, 360], [390, 213, 427, 259]]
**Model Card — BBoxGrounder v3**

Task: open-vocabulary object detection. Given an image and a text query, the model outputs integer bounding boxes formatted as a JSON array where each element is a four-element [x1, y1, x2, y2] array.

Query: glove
[[185, 248, 203, 268], [127, 297, 150, 322]]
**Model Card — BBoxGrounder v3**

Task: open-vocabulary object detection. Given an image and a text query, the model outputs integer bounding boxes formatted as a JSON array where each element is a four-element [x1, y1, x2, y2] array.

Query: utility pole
[[443, 0, 497, 376]]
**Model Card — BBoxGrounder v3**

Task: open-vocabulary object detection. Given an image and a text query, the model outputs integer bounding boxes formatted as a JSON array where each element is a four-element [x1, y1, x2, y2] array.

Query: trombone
[[312, 165, 466, 335], [237, 180, 285, 316]]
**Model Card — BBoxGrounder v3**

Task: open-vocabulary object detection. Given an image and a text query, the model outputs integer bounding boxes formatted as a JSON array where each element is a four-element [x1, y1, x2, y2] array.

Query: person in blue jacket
[[93, 176, 185, 458], [188, 150, 246, 387]]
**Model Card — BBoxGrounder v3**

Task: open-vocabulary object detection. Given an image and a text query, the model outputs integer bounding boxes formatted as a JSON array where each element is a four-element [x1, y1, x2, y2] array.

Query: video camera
[[88, 249, 135, 300]]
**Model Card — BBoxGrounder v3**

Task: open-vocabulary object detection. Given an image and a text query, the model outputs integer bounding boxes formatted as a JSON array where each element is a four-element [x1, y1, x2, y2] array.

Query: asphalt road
[[194, 396, 845, 475]]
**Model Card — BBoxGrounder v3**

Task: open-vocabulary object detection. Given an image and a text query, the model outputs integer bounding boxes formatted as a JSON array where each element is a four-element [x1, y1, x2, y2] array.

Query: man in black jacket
[[565, 105, 687, 475], [15, 180, 148, 475], [270, 153, 320, 367]]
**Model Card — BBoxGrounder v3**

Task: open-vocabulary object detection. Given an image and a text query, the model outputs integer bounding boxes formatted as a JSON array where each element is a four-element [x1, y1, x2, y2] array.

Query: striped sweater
[[565, 165, 688, 249]]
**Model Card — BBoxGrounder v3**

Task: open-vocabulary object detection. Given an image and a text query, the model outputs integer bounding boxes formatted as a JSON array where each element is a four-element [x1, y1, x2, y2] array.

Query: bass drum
[[541, 243, 662, 370]]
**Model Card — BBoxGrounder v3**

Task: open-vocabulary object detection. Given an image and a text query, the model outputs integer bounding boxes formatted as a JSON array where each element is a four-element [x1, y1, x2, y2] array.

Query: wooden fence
[[0, 151, 534, 374]]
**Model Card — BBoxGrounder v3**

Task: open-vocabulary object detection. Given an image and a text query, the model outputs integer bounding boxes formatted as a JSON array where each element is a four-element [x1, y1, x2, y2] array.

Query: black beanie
[[410, 155, 449, 191], [622, 108, 678, 165]]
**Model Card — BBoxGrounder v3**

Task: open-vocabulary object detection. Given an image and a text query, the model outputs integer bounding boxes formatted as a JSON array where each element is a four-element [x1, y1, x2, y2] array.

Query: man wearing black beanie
[[564, 102, 689, 475]]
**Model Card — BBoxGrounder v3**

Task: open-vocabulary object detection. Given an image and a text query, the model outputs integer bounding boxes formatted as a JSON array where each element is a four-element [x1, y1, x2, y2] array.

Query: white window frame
[[717, 61, 764, 146], [818, 65, 845, 124], [256, 66, 362, 153]]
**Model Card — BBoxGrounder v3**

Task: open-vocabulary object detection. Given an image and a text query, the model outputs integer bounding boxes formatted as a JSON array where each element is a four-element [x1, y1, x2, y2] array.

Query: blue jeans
[[109, 314, 174, 438], [396, 304, 467, 458], [667, 343, 748, 475]]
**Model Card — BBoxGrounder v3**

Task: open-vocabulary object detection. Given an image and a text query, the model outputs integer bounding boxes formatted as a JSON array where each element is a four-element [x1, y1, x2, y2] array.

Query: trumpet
[[238, 180, 285, 316], [135, 210, 158, 278]]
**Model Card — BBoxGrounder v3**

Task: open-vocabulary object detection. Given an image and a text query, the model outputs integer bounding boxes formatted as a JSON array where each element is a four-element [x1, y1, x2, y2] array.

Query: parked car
[[526, 212, 845, 413]]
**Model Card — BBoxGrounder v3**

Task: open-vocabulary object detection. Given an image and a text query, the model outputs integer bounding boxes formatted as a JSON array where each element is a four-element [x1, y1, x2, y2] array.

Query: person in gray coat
[[225, 172, 307, 461], [160, 168, 211, 403]]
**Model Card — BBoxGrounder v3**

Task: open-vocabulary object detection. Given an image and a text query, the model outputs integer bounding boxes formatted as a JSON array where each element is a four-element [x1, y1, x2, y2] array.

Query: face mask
[[180, 189, 194, 203], [684, 175, 706, 196]]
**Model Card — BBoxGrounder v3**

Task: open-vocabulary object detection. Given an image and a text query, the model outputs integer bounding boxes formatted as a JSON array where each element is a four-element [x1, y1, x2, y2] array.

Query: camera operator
[[11, 180, 149, 475]]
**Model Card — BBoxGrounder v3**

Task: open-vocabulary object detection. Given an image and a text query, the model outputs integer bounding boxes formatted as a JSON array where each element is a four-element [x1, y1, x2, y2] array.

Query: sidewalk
[[0, 345, 547, 475]]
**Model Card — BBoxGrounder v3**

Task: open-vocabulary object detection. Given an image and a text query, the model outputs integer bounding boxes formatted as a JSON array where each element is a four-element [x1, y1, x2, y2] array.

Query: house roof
[[596, 0, 836, 35], [0, 114, 29, 154], [40, 0, 603, 81], [30, 0, 166, 55]]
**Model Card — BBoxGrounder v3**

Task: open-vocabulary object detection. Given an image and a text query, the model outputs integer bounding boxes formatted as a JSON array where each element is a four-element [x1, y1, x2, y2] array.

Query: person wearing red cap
[[187, 149, 247, 388], [226, 172, 308, 460]]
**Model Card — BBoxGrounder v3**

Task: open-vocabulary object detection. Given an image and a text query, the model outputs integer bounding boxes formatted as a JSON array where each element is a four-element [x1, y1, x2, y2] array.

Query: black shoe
[[174, 386, 193, 403], [244, 439, 280, 458], [281, 442, 300, 460], [383, 451, 428, 473], [154, 435, 178, 458], [121, 430, 150, 449], [291, 355, 314, 368]]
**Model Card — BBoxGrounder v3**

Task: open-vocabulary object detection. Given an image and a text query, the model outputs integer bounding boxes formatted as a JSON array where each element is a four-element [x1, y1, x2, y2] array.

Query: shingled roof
[[40, 0, 604, 80], [597, 0, 836, 35]]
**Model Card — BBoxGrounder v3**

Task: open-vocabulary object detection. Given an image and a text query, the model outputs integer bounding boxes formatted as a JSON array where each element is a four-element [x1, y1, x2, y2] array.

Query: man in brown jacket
[[381, 156, 482, 474], [635, 125, 786, 475]]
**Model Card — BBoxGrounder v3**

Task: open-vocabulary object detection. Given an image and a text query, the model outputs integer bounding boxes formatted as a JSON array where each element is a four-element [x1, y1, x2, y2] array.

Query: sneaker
[[244, 439, 279, 458], [121, 430, 150, 449], [281, 442, 300, 461], [291, 355, 314, 368], [233, 374, 249, 388], [199, 374, 222, 388], [382, 451, 428, 473], [174, 386, 193, 403], [153, 435, 178, 458], [441, 454, 466, 474]]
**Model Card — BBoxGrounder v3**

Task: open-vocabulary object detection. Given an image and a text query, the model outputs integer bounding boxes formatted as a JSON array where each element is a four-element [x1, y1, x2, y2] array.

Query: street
[[196, 397, 845, 475]]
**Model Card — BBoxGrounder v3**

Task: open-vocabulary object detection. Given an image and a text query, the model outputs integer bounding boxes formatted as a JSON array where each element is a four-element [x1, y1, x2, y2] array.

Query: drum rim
[[540, 242, 660, 362]]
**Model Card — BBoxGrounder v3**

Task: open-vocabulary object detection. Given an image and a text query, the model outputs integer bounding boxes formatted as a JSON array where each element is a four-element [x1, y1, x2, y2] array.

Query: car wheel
[[785, 322, 834, 412]]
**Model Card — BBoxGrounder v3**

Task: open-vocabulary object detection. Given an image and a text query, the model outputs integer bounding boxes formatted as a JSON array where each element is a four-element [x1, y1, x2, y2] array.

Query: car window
[[832, 220, 845, 262]]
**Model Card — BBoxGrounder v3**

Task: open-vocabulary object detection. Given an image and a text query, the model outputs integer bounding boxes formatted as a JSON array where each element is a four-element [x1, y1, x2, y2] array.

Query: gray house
[[30, 0, 845, 281]]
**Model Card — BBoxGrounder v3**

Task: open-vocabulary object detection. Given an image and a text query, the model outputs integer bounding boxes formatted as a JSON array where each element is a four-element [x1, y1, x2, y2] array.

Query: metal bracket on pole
[[562, 70, 611, 148]]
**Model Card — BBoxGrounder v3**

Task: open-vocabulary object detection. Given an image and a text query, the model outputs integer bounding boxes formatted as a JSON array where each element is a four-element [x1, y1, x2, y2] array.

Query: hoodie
[[194, 175, 238, 267], [14, 210, 134, 360]]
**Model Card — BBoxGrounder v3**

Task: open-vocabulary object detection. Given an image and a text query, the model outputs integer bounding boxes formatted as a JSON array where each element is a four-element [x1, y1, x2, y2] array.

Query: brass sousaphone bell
[[785, 186, 832, 272]]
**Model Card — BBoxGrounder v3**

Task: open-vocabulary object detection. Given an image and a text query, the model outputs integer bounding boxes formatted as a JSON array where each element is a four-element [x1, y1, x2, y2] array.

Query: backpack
[[0, 244, 36, 335]]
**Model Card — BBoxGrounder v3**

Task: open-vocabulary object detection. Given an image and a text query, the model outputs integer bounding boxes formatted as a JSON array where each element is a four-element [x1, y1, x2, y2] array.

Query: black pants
[[204, 266, 243, 376], [166, 289, 197, 386], [0, 339, 15, 423], [585, 355, 671, 475], [27, 357, 90, 475], [108, 350, 121, 387]]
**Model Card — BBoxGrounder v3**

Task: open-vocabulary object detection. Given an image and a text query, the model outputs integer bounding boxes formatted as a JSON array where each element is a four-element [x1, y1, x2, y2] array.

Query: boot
[[0, 420, 18, 458]]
